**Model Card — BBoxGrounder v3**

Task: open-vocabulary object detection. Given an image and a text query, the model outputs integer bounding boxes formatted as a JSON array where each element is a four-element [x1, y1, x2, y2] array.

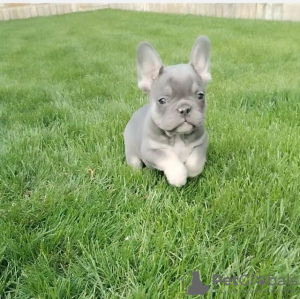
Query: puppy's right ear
[[137, 42, 163, 93]]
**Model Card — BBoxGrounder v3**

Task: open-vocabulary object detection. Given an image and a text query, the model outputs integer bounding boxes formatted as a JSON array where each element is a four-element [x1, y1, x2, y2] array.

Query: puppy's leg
[[124, 140, 143, 169], [125, 146, 143, 169], [185, 136, 208, 178], [143, 149, 187, 187], [126, 155, 143, 169]]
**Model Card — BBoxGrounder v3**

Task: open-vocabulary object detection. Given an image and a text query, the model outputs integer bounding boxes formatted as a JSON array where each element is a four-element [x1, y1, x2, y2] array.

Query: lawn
[[0, 8, 300, 298]]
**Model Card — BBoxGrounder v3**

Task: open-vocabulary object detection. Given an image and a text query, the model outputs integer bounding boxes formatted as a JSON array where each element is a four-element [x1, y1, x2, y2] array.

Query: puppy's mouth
[[172, 120, 195, 134]]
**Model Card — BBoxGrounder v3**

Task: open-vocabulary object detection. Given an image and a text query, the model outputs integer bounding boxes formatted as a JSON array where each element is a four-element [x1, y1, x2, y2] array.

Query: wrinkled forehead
[[152, 64, 204, 98]]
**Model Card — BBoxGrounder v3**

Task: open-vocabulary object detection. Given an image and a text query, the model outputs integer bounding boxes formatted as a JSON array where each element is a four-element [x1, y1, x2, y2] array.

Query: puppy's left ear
[[190, 35, 212, 85], [137, 42, 163, 93]]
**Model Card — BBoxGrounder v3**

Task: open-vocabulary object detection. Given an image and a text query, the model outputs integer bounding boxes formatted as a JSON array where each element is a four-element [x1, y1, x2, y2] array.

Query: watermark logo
[[179, 271, 210, 297], [179, 272, 298, 296], [213, 274, 298, 287]]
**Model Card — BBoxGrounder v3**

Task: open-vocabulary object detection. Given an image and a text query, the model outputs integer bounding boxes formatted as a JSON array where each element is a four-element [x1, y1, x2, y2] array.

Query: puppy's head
[[137, 36, 211, 134]]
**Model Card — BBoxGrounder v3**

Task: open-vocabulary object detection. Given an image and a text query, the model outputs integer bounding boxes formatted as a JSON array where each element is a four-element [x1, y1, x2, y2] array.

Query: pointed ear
[[137, 42, 163, 93], [189, 35, 212, 85]]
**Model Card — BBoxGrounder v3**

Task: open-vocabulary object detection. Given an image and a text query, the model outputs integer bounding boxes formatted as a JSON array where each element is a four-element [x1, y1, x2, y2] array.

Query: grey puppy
[[124, 35, 211, 187]]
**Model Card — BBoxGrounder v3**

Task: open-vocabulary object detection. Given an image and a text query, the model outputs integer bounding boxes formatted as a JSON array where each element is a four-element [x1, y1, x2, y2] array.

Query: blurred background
[[1, 3, 300, 22]]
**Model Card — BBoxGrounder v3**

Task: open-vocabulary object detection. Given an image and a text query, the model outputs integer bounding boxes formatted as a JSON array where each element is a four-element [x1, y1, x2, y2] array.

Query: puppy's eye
[[197, 92, 205, 100], [158, 98, 167, 104]]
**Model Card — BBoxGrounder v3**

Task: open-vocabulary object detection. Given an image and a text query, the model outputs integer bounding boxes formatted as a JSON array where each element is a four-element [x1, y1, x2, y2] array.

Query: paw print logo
[[256, 275, 266, 285], [180, 271, 210, 296]]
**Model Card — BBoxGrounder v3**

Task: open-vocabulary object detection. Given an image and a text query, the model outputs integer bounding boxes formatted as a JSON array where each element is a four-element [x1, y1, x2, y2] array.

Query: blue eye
[[197, 92, 205, 100], [158, 98, 167, 104]]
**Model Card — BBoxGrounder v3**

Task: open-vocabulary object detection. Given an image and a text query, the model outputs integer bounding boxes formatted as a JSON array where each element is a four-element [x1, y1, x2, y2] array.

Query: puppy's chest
[[169, 135, 193, 163]]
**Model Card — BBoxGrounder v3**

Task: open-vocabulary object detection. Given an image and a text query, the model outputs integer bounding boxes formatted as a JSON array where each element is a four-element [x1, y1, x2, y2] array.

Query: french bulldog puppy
[[124, 36, 211, 187]]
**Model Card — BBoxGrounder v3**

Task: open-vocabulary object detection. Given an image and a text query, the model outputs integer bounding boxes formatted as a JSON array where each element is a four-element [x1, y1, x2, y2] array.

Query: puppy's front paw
[[127, 157, 143, 169], [164, 164, 187, 187]]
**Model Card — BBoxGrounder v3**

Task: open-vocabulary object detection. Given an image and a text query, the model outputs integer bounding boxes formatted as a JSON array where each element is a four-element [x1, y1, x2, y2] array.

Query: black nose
[[178, 105, 191, 116]]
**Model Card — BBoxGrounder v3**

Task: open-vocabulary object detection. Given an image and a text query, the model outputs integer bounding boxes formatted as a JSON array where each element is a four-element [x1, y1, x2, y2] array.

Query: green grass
[[0, 8, 300, 299]]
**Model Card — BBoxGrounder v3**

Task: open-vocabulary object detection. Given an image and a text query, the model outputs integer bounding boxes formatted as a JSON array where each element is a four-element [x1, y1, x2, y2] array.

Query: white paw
[[164, 164, 188, 187], [186, 162, 205, 177], [185, 153, 206, 178], [128, 157, 143, 169]]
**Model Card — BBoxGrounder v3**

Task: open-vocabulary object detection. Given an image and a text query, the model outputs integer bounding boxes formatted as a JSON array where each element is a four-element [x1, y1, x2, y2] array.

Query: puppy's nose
[[177, 105, 191, 116]]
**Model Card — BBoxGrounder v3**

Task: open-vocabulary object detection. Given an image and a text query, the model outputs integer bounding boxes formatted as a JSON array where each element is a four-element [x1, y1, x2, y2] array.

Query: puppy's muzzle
[[177, 105, 191, 116]]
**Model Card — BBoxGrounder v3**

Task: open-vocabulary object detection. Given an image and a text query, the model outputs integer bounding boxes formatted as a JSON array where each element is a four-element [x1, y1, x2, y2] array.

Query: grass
[[0, 8, 300, 299]]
